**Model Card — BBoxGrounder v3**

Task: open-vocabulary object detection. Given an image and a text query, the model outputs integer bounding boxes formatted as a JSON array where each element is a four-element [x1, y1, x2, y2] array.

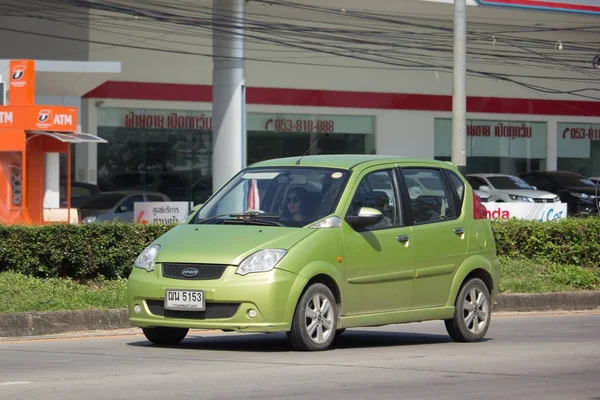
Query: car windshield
[[487, 176, 533, 190], [552, 174, 597, 187], [194, 167, 350, 227], [78, 193, 125, 209]]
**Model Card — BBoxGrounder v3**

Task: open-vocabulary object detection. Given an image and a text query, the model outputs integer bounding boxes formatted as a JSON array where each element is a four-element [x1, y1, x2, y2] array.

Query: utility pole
[[452, 0, 467, 175], [212, 0, 246, 192]]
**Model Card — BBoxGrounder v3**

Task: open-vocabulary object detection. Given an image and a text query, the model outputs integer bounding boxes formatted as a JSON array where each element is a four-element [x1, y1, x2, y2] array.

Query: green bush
[[492, 218, 600, 269], [0, 223, 175, 280], [0, 218, 599, 281]]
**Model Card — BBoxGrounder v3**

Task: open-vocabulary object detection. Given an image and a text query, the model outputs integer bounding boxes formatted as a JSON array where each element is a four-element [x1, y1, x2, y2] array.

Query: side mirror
[[346, 207, 383, 228], [479, 185, 491, 193]]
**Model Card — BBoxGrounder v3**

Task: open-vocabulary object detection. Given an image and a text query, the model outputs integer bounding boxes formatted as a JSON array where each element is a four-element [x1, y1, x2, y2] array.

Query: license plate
[[164, 290, 205, 311]]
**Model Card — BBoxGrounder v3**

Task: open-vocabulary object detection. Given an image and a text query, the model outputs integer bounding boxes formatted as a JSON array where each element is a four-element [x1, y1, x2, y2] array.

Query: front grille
[[161, 263, 227, 280], [533, 198, 554, 203], [146, 300, 240, 320]]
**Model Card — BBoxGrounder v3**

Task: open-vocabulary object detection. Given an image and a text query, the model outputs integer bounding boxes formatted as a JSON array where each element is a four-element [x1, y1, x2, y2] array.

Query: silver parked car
[[79, 191, 171, 223], [466, 173, 560, 203]]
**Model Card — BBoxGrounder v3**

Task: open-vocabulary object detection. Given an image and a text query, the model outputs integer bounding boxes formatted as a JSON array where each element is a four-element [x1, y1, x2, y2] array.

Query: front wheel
[[445, 278, 491, 342], [142, 327, 189, 346], [287, 283, 338, 351]]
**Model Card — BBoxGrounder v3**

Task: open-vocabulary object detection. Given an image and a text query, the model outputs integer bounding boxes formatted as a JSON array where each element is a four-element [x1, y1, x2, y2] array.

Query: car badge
[[182, 268, 199, 278]]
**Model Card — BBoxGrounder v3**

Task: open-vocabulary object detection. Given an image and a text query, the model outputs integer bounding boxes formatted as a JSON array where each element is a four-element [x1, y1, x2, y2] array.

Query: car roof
[[248, 154, 455, 171]]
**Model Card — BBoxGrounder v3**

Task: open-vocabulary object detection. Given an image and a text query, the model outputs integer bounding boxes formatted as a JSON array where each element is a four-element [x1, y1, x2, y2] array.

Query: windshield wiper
[[196, 211, 282, 225]]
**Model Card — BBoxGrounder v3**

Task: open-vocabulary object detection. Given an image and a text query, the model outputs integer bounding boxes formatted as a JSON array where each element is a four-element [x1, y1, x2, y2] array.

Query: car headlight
[[570, 192, 590, 199], [82, 215, 97, 223], [135, 244, 161, 272], [236, 249, 287, 276], [554, 196, 561, 202], [509, 195, 534, 202]]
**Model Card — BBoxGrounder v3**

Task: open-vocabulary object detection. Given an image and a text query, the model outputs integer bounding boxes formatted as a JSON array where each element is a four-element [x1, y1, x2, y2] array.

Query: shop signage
[[125, 112, 213, 130], [435, 118, 546, 159], [134, 202, 190, 224], [557, 122, 600, 159], [483, 202, 568, 221], [0, 105, 78, 132], [99, 108, 376, 135], [466, 123, 533, 139]]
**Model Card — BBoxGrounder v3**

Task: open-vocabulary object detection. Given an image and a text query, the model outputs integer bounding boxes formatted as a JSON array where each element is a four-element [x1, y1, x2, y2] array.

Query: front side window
[[346, 169, 400, 230], [194, 167, 349, 227], [118, 195, 144, 213], [402, 168, 456, 224]]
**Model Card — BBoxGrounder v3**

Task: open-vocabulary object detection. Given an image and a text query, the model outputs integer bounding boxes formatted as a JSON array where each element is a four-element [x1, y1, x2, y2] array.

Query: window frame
[[343, 167, 404, 231]]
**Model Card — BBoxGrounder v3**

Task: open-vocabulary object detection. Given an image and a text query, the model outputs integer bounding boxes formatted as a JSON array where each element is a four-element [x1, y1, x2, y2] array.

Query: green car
[[127, 155, 500, 351]]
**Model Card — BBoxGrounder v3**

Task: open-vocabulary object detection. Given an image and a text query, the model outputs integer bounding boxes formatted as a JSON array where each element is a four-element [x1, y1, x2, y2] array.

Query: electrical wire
[[1, 0, 599, 103]]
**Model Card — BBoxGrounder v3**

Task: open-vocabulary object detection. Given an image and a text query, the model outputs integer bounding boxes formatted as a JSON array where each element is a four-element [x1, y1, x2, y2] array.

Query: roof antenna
[[296, 138, 320, 165]]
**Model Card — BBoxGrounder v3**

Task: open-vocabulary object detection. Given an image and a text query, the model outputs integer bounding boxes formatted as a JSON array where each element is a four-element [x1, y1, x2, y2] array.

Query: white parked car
[[466, 173, 560, 203]]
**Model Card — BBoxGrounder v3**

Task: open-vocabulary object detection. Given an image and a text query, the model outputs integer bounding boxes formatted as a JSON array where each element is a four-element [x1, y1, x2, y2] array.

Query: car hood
[[563, 186, 600, 196], [154, 223, 317, 265], [496, 189, 557, 198]]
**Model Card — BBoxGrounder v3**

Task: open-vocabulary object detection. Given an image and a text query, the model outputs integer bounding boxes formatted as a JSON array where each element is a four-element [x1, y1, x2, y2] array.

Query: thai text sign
[[134, 202, 191, 224]]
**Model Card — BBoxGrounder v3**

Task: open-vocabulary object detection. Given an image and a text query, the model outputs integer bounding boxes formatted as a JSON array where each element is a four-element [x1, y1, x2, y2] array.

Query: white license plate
[[164, 290, 205, 311]]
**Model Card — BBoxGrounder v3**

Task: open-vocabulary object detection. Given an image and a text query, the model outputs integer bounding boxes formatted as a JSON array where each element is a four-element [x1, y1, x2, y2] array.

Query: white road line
[[0, 381, 34, 386]]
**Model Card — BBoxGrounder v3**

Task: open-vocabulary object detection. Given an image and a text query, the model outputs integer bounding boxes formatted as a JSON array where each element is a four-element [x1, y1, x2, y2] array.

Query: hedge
[[0, 218, 598, 280]]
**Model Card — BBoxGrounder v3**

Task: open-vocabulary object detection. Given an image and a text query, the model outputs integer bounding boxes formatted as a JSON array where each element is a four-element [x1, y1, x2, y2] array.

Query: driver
[[282, 187, 313, 222]]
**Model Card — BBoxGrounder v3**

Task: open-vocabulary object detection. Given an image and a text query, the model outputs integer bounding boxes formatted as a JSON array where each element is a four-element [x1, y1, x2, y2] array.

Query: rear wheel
[[445, 278, 491, 342], [142, 327, 189, 346], [287, 283, 337, 351]]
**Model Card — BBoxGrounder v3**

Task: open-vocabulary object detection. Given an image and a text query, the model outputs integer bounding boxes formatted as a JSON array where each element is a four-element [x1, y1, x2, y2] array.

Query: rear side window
[[401, 168, 457, 224]]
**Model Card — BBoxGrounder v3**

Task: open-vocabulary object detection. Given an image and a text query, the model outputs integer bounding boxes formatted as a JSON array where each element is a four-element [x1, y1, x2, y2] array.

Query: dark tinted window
[[402, 168, 456, 224], [79, 193, 125, 209], [487, 176, 533, 190]]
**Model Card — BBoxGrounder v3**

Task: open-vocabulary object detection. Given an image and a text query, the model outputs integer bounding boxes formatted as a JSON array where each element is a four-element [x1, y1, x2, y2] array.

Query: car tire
[[142, 327, 189, 346], [445, 278, 491, 342], [287, 283, 338, 351]]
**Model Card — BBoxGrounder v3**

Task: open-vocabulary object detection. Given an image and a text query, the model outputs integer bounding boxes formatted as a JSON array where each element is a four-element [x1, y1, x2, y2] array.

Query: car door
[[341, 166, 414, 315], [399, 166, 469, 309]]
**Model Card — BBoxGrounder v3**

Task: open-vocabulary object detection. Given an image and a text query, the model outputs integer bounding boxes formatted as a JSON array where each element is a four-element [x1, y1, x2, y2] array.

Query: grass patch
[[499, 256, 599, 293], [0, 271, 127, 313], [1, 258, 598, 313]]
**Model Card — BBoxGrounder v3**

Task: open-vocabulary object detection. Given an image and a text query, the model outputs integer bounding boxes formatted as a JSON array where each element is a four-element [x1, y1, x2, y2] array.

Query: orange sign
[[0, 106, 78, 132], [9, 60, 35, 106]]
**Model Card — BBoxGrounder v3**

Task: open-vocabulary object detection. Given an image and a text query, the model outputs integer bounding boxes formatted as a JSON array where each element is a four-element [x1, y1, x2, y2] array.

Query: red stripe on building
[[478, 0, 600, 13], [83, 81, 600, 117]]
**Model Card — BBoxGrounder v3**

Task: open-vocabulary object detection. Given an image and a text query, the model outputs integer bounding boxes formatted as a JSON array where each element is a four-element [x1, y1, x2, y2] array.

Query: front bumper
[[127, 263, 305, 333]]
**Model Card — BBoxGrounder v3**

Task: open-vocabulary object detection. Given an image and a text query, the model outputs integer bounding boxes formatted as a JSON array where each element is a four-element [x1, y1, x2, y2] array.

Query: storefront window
[[434, 118, 546, 175], [96, 108, 375, 204], [557, 122, 600, 177]]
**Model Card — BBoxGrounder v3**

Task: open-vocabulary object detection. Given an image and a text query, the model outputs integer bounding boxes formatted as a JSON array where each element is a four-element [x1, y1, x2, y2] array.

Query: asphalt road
[[0, 312, 599, 400]]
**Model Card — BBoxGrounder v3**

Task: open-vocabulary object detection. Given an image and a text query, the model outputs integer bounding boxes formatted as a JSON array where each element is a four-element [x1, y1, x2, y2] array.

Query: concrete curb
[[1, 291, 599, 337]]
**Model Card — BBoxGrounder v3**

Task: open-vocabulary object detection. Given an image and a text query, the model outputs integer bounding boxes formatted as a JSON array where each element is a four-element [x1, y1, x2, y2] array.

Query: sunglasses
[[287, 196, 300, 204]]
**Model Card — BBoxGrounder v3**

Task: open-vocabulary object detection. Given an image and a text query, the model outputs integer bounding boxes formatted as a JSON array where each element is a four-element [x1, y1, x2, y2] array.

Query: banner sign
[[134, 202, 190, 224], [483, 202, 568, 221], [476, 0, 600, 15], [99, 108, 375, 135]]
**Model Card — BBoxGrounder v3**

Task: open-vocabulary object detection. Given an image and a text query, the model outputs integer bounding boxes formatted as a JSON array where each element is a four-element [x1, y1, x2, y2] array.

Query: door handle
[[453, 227, 465, 236], [396, 235, 410, 243]]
